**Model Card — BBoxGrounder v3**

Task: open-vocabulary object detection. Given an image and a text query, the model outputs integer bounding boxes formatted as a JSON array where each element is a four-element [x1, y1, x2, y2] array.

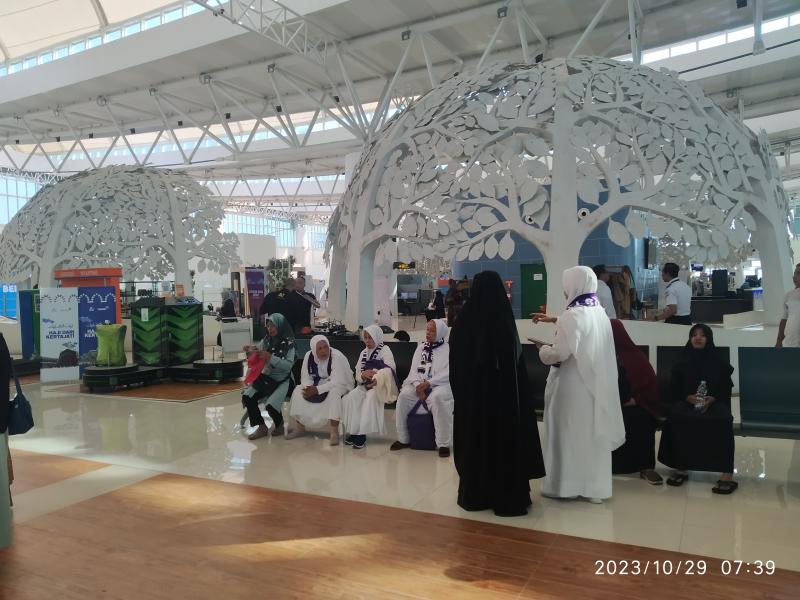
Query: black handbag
[[8, 372, 33, 435]]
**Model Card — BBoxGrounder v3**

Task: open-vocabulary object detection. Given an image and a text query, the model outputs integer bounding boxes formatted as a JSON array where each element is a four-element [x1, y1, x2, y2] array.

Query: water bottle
[[695, 380, 707, 411]]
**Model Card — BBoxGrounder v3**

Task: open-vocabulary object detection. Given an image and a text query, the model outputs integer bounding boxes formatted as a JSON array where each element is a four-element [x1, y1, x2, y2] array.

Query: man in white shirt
[[776, 263, 800, 348], [592, 265, 617, 318], [653, 262, 692, 325]]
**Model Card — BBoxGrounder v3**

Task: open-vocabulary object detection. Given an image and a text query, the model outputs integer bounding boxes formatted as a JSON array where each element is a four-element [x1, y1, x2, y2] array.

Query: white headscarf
[[563, 266, 597, 304], [363, 324, 384, 348], [558, 266, 625, 450], [309, 334, 331, 378], [432, 318, 448, 343]]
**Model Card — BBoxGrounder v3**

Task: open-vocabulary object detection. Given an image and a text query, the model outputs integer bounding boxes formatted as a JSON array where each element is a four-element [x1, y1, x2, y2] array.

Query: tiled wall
[[452, 209, 657, 318]]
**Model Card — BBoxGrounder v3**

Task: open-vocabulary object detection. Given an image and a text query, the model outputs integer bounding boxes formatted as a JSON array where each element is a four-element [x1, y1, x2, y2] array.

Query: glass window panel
[[143, 15, 161, 30], [762, 17, 788, 33], [670, 41, 696, 57], [185, 3, 204, 16], [23, 57, 37, 69], [88, 36, 102, 48], [39, 52, 53, 64], [727, 27, 754, 42], [124, 23, 141, 36], [792, 13, 800, 26], [70, 40, 86, 54], [164, 8, 183, 22], [698, 34, 726, 49], [0, 66, 7, 77], [643, 48, 670, 63], [104, 29, 121, 43], [9, 62, 22, 74]]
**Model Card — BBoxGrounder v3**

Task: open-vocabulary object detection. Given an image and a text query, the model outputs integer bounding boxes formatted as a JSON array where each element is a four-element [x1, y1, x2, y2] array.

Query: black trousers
[[242, 375, 285, 429]]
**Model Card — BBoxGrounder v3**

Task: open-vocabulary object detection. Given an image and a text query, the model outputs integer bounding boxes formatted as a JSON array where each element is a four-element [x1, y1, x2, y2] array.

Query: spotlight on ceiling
[[535, 53, 544, 63], [14, 139, 19, 144], [88, 133, 93, 139], [177, 120, 183, 127], [267, 63, 276, 73], [275, 105, 282, 113], [55, 136, 60, 142], [401, 29, 411, 41], [225, 112, 231, 120], [497, 6, 508, 18], [736, 0, 747, 8], [129, 128, 135, 134], [333, 95, 340, 103]]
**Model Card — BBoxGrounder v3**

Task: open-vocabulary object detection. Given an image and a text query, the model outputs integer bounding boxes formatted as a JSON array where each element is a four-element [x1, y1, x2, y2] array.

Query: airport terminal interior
[[1, 1, 800, 598]]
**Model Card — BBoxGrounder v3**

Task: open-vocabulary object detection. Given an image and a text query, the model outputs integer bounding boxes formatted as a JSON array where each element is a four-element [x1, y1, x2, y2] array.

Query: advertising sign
[[245, 267, 266, 316], [40, 287, 80, 382], [78, 286, 117, 367]]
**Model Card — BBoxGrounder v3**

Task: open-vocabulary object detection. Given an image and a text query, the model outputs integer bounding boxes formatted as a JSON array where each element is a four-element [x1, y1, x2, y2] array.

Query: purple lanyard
[[567, 293, 599, 309]]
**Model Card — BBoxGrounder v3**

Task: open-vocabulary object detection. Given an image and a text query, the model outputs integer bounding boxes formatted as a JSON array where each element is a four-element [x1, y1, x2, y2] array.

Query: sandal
[[666, 473, 689, 486], [641, 470, 664, 485], [712, 480, 738, 495]]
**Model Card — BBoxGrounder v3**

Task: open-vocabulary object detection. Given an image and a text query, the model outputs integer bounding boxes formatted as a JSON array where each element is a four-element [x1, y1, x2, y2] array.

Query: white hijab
[[310, 334, 332, 378], [363, 324, 384, 348], [559, 266, 625, 450], [430, 319, 448, 344]]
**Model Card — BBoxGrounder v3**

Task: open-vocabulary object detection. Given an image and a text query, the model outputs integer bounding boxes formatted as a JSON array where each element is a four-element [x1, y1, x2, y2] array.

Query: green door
[[521, 264, 547, 317]]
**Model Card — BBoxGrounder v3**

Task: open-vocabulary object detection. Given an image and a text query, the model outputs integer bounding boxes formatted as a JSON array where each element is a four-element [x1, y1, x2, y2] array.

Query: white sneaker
[[588, 497, 603, 504]]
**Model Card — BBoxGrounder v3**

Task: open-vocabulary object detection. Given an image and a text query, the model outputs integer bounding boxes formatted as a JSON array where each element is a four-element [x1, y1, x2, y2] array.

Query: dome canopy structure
[[0, 165, 239, 288], [327, 57, 793, 327]]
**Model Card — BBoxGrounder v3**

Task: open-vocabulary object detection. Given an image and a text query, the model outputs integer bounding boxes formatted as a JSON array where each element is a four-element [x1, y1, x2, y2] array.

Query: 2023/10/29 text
[[594, 560, 776, 576]]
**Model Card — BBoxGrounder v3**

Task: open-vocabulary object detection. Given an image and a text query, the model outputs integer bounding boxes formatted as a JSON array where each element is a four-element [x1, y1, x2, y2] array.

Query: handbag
[[407, 396, 436, 451], [8, 372, 34, 435]]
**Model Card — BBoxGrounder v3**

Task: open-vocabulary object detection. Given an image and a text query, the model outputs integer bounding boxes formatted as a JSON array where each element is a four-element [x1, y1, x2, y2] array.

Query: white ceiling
[[2, 0, 800, 210]]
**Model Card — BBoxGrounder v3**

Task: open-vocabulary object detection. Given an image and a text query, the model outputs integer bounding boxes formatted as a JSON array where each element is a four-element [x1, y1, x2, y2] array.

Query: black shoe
[[352, 435, 366, 449], [344, 435, 354, 446], [438, 447, 450, 458], [390, 441, 410, 451]]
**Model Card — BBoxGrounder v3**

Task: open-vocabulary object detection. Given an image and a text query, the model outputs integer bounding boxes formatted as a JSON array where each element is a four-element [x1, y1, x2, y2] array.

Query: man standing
[[776, 263, 800, 348], [653, 263, 692, 325], [294, 275, 320, 334], [592, 265, 617, 318]]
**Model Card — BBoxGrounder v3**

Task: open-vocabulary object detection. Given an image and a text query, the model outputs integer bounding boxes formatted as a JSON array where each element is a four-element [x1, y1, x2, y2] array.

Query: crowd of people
[[239, 261, 800, 517]]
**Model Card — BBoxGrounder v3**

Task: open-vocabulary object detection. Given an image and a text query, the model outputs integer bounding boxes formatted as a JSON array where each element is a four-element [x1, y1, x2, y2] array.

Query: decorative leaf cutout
[[619, 164, 640, 186], [475, 207, 499, 227], [577, 178, 601, 206], [484, 235, 499, 259], [498, 232, 515, 259], [607, 219, 631, 247], [468, 240, 485, 261], [624, 211, 647, 238]]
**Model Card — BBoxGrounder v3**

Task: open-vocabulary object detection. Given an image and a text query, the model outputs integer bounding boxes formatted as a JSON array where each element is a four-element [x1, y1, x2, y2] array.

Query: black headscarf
[[672, 323, 733, 404], [456, 271, 521, 362]]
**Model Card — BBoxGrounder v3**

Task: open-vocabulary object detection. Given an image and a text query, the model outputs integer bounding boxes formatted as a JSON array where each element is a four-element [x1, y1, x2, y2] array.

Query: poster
[[40, 287, 80, 382], [245, 267, 266, 316], [78, 286, 117, 368]]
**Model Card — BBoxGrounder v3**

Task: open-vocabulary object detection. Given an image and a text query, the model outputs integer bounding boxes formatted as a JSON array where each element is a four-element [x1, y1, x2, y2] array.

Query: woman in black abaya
[[450, 270, 545, 516], [657, 324, 737, 494]]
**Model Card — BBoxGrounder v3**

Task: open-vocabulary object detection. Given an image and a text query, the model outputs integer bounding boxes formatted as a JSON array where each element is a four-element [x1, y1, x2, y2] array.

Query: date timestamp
[[594, 560, 776, 576]]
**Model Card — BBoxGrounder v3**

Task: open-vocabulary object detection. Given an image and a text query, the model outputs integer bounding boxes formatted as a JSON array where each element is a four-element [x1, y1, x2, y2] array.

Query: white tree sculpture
[[327, 58, 793, 326], [0, 165, 239, 289]]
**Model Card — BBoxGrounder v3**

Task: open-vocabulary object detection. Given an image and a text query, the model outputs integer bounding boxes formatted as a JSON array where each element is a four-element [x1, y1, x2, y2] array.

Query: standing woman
[[658, 324, 737, 494], [1, 333, 13, 548], [609, 320, 662, 484], [450, 271, 545, 516], [341, 325, 398, 449], [445, 279, 463, 327], [287, 335, 354, 445], [533, 266, 625, 503], [241, 313, 296, 440]]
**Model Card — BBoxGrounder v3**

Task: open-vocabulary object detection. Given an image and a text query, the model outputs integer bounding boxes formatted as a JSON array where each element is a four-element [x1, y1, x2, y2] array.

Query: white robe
[[341, 344, 397, 435], [395, 340, 454, 448], [597, 279, 617, 318], [539, 272, 624, 500], [289, 347, 354, 429]]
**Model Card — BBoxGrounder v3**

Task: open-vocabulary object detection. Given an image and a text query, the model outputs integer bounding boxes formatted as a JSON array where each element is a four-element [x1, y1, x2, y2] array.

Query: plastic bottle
[[695, 380, 707, 411]]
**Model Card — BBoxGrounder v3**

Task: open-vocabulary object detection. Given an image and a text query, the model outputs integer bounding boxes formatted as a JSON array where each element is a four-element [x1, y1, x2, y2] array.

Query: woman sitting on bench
[[287, 335, 354, 445], [658, 324, 737, 494], [241, 313, 296, 440]]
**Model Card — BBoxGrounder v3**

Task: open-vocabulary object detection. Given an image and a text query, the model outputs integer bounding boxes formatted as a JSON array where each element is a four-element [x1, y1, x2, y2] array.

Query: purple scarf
[[567, 293, 599, 309], [360, 344, 401, 388], [306, 352, 333, 403]]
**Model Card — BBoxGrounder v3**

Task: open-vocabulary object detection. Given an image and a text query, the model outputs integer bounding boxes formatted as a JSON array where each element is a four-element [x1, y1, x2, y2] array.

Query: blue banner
[[78, 287, 117, 361]]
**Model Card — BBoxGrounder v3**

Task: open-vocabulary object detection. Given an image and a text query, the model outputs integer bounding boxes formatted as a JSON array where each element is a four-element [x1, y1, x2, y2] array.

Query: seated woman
[[287, 335, 354, 445], [657, 324, 737, 494], [609, 320, 662, 485], [391, 319, 453, 458], [241, 313, 296, 441], [341, 325, 398, 449]]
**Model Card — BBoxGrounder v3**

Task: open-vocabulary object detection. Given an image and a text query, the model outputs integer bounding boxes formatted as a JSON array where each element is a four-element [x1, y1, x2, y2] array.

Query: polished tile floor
[[8, 378, 800, 573]]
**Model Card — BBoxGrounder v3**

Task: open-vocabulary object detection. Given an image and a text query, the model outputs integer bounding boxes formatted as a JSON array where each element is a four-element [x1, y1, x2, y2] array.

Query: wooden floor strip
[[1, 472, 798, 599], [8, 449, 107, 495]]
